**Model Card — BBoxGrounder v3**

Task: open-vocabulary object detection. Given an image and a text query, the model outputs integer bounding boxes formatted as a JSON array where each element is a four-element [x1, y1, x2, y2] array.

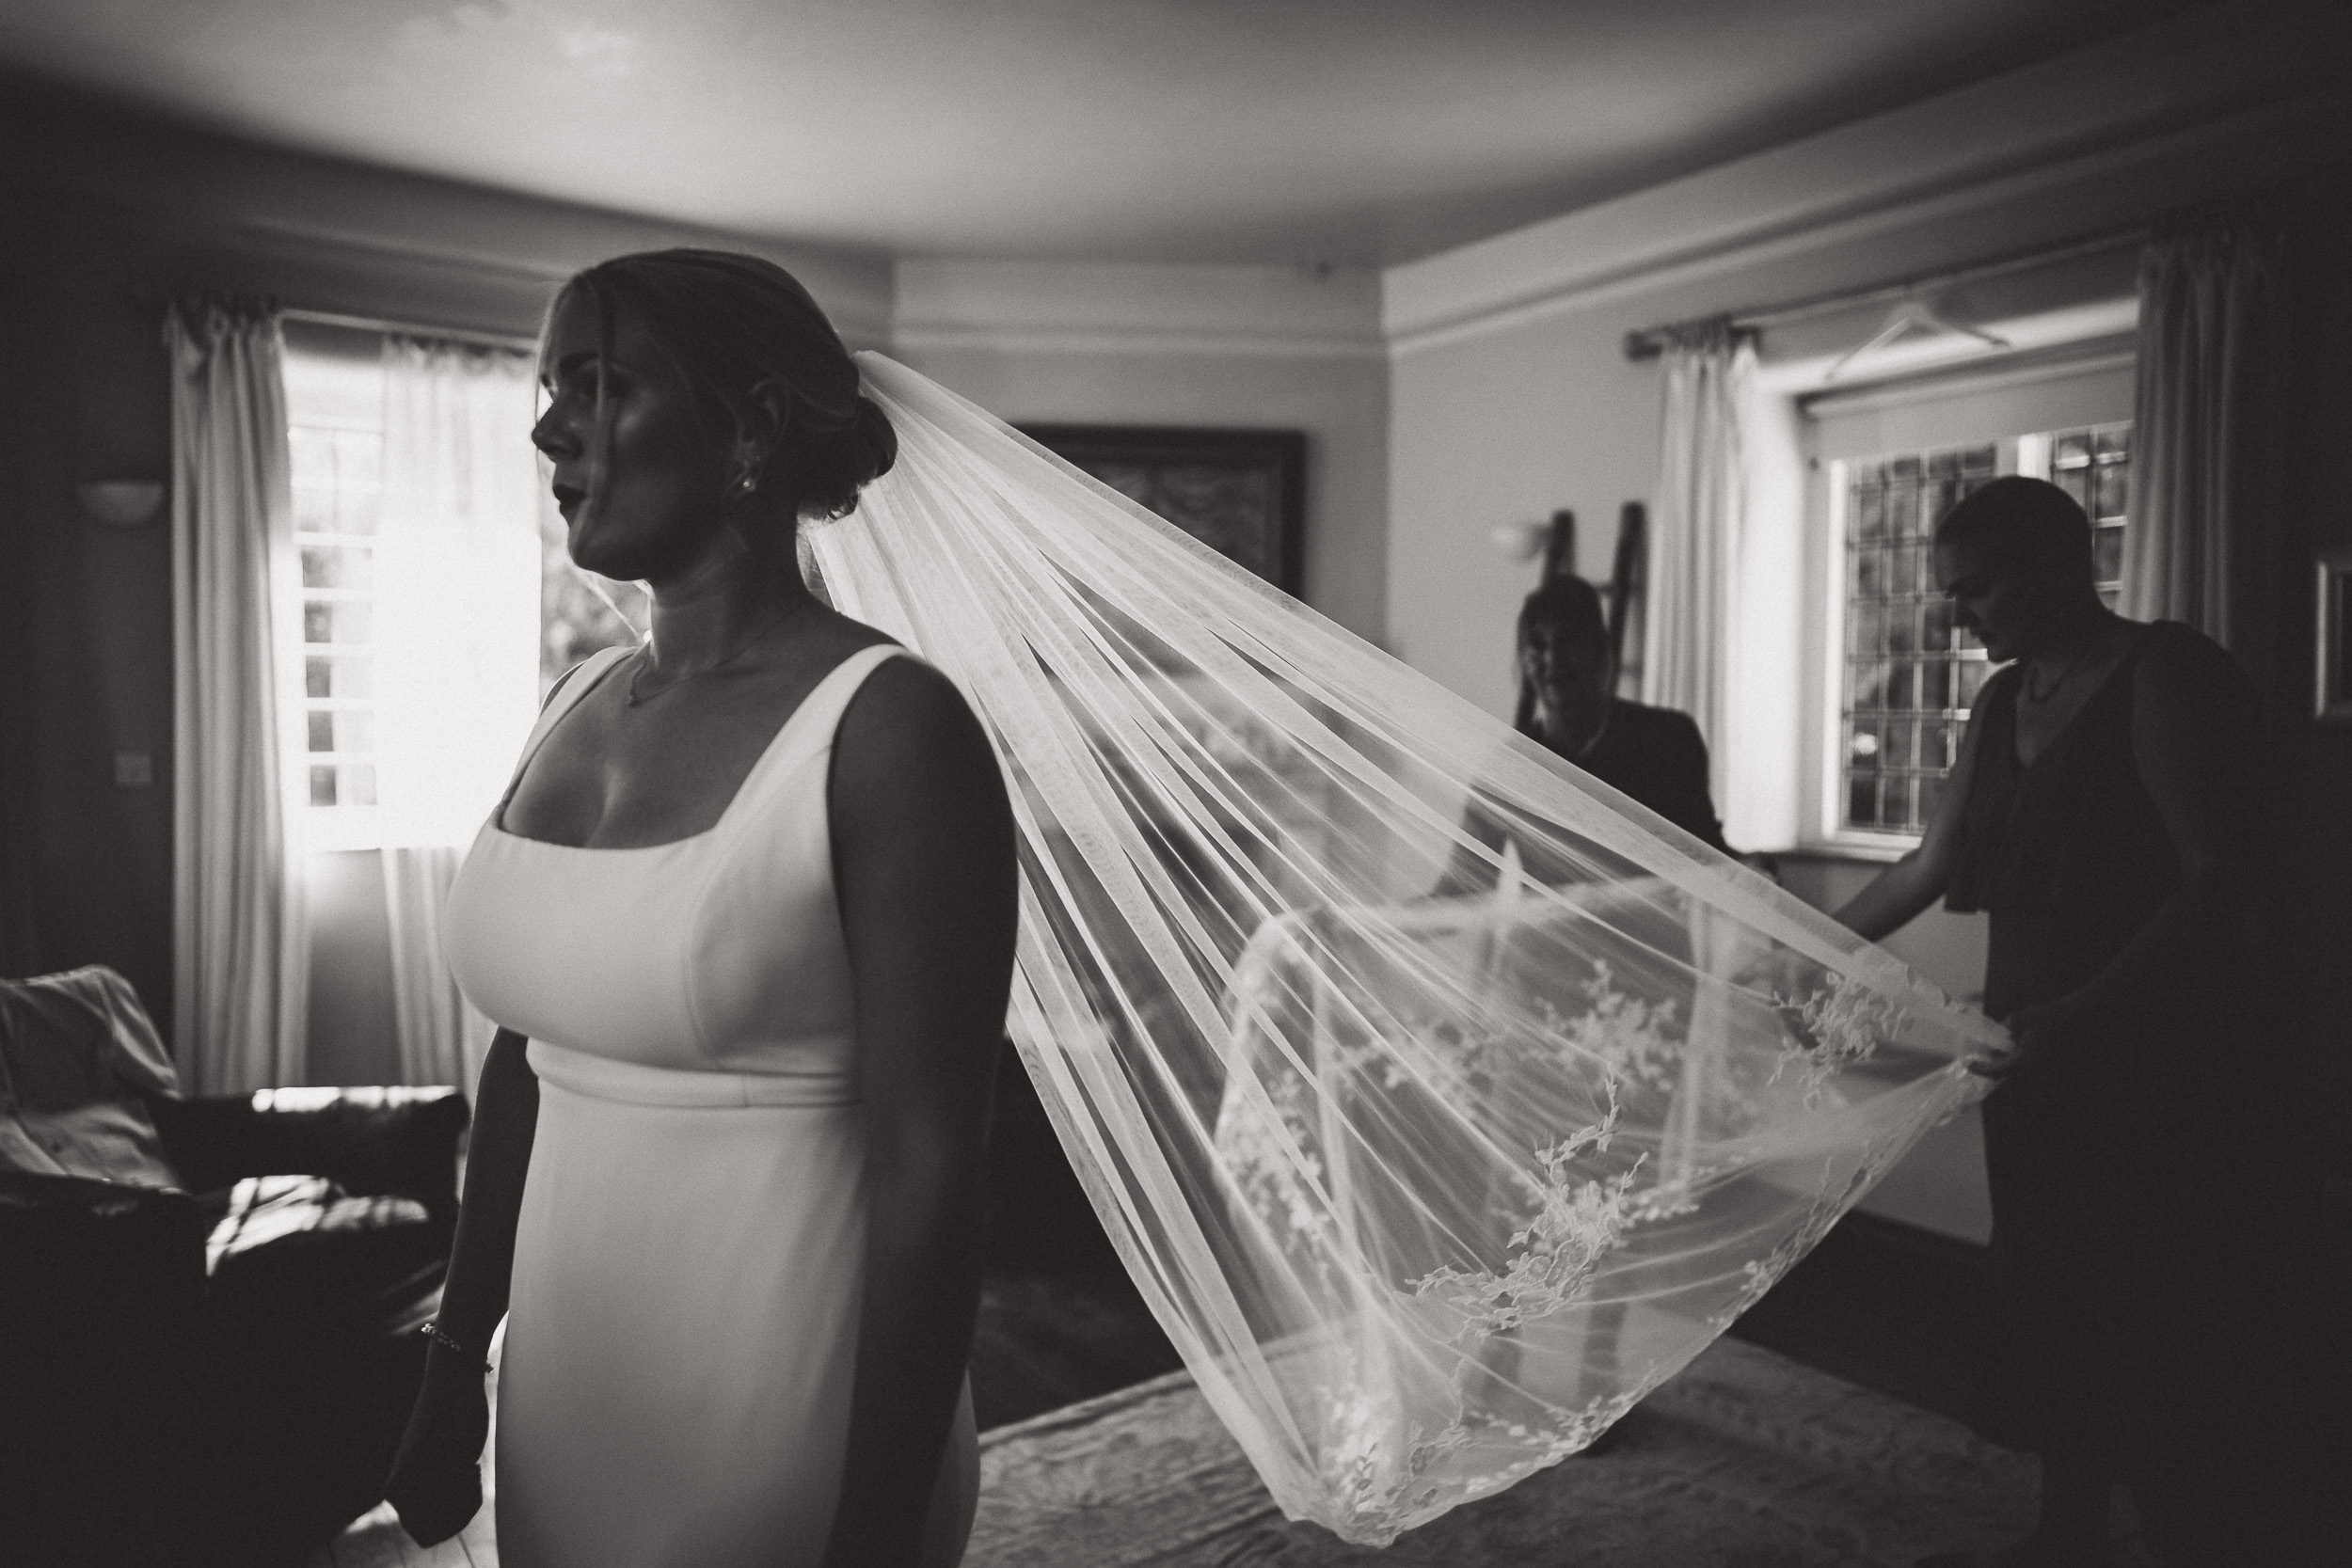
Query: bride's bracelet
[[420, 1320, 491, 1372]]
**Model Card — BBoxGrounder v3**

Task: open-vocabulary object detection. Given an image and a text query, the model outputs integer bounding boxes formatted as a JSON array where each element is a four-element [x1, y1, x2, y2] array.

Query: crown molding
[[1384, 2, 2350, 356], [890, 323, 1384, 361], [891, 258, 1384, 363]]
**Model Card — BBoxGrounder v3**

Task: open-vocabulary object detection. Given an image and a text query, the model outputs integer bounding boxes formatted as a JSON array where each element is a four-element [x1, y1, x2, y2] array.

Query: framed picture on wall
[[1022, 425, 1307, 596], [2318, 546, 2352, 723]]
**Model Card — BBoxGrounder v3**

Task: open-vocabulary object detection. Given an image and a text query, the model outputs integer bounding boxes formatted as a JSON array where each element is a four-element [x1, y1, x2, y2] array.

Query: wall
[[892, 260, 1390, 644], [0, 87, 890, 1081], [1380, 1, 2351, 1238]]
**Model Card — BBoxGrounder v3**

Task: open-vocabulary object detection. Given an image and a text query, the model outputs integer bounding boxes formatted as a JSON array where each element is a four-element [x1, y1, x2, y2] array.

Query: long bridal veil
[[809, 353, 2000, 1545]]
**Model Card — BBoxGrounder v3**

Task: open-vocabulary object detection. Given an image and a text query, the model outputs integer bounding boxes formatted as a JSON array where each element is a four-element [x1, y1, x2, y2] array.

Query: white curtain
[[2121, 224, 2280, 684], [167, 300, 311, 1094], [1641, 322, 1755, 827], [373, 336, 543, 1088]]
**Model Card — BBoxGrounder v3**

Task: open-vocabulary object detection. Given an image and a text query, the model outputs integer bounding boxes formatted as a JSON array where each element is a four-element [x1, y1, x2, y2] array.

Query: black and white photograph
[[2, 5, 2347, 1566]]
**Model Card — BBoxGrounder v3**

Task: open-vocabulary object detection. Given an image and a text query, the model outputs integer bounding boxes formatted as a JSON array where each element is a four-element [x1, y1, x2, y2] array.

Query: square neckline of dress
[[489, 641, 898, 852]]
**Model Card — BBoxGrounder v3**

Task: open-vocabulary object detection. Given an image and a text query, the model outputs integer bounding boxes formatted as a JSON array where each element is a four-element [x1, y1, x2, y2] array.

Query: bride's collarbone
[[509, 654, 848, 847]]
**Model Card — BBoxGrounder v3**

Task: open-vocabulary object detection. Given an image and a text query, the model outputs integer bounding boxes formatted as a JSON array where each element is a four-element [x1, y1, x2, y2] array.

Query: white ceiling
[[0, 0, 2204, 265]]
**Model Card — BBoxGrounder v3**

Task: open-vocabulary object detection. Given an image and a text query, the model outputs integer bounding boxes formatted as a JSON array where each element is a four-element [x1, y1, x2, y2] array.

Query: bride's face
[[532, 288, 733, 583]]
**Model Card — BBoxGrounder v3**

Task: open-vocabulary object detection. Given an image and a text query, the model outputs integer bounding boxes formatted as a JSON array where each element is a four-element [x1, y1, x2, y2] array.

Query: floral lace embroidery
[[1769, 972, 1909, 1106], [1407, 1084, 1636, 1343]]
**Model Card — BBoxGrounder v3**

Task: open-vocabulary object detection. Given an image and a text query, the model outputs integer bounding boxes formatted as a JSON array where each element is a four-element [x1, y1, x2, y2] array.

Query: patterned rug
[[316, 1338, 2045, 1568], [965, 1336, 2039, 1568]]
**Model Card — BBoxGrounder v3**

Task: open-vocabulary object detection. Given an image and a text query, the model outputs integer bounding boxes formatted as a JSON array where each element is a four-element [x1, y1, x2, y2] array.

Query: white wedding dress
[[444, 641, 977, 1568]]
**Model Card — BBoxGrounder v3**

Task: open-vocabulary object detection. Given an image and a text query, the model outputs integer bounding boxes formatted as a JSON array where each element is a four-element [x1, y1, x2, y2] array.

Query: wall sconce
[[1491, 510, 1579, 581], [1488, 519, 1550, 562], [76, 480, 167, 528]]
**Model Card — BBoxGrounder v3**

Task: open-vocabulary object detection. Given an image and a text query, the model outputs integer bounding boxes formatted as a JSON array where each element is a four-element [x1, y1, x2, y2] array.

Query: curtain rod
[[281, 306, 540, 352], [1620, 224, 2148, 362]]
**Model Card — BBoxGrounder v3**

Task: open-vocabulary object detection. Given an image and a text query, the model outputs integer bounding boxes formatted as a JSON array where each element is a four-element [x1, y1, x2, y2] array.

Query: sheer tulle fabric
[[808, 355, 2001, 1545]]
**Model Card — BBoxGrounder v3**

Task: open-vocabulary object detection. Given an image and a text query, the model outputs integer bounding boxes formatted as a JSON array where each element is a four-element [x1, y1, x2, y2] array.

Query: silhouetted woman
[[1440, 577, 1731, 894], [1836, 477, 2319, 1567]]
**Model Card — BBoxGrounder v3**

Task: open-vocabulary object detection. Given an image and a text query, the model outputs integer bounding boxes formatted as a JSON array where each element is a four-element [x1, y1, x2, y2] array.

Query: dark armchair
[[0, 967, 469, 1568]]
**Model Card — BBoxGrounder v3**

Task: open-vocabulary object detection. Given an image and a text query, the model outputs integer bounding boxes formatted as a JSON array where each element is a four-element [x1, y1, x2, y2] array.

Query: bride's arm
[[827, 657, 1018, 1568], [387, 1027, 537, 1543]]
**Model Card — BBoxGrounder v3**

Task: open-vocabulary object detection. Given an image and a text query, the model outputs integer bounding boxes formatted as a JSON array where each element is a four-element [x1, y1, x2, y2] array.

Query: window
[[1828, 420, 2132, 842], [286, 346, 387, 820], [281, 321, 640, 850]]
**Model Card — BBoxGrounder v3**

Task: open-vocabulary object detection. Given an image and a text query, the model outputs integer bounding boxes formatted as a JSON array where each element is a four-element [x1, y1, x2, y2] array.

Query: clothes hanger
[[1822, 295, 2010, 383]]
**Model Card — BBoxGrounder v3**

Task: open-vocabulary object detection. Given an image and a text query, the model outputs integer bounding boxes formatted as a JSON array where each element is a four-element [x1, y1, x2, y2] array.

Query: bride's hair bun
[[556, 248, 898, 524], [788, 392, 898, 521]]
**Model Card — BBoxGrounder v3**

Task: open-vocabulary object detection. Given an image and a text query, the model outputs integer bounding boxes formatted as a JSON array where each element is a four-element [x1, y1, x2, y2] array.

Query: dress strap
[[495, 643, 634, 818], [725, 643, 905, 820]]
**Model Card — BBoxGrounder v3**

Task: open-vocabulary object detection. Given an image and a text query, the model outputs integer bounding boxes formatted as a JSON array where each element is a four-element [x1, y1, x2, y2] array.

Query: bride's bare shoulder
[[833, 654, 991, 770]]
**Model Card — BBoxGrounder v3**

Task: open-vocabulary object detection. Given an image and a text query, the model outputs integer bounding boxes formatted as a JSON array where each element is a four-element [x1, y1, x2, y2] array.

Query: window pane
[[1917, 772, 1946, 827], [2094, 461, 2129, 521], [1854, 484, 1884, 541], [2053, 432, 2093, 468], [335, 485, 381, 536], [293, 485, 337, 532], [310, 766, 338, 806], [301, 545, 373, 590], [333, 431, 381, 488], [1888, 777, 1919, 833], [1886, 602, 1916, 655], [2093, 525, 2124, 585], [1847, 774, 1880, 829], [1848, 721, 1882, 767], [1921, 657, 1952, 711], [302, 599, 373, 645], [1851, 546, 1881, 598], [308, 711, 334, 752], [305, 655, 373, 700], [289, 426, 335, 474], [1886, 661, 1915, 711], [1849, 658, 1888, 712], [1923, 599, 1952, 651], [2057, 465, 2091, 510], [342, 764, 377, 806]]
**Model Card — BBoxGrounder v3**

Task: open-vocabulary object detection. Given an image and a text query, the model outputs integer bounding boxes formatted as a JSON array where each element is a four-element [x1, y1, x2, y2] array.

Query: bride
[[385, 249, 1014, 1568]]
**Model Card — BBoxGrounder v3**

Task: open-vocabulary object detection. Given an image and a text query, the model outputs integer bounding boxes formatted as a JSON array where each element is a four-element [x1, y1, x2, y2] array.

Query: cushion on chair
[[153, 1085, 469, 1223], [203, 1173, 442, 1336], [0, 965, 182, 1188]]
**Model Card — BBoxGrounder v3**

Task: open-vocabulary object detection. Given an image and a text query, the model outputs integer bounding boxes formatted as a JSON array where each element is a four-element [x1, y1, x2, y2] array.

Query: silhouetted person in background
[[1440, 577, 1734, 895], [1835, 477, 2333, 1567], [1515, 576, 1731, 853]]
